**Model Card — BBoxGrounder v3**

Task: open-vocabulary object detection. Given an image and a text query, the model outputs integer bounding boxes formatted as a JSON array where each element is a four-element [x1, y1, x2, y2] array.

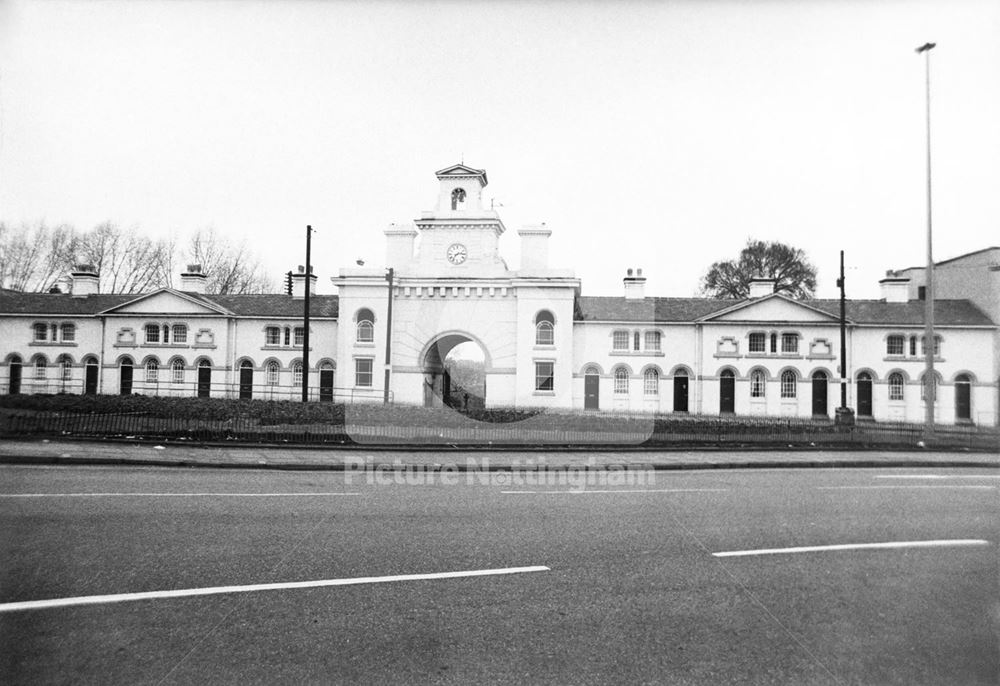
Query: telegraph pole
[[917, 42, 936, 435], [302, 225, 313, 403], [383, 267, 394, 404], [835, 250, 854, 425]]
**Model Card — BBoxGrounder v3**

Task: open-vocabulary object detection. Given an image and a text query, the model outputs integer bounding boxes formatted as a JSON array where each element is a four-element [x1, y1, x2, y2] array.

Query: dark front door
[[720, 373, 735, 414], [584, 373, 600, 410], [955, 378, 971, 421], [857, 375, 872, 417], [120, 363, 133, 395], [85, 363, 98, 395], [812, 373, 828, 417], [9, 361, 21, 395], [239, 365, 253, 400], [673, 375, 689, 412], [320, 369, 334, 402], [197, 365, 211, 398]]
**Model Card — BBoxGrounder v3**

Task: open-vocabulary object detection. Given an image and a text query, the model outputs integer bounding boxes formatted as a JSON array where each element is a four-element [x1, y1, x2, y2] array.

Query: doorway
[[673, 371, 689, 412], [812, 371, 829, 417], [856, 372, 872, 418], [85, 358, 99, 395], [197, 361, 211, 398], [119, 359, 133, 395], [584, 368, 600, 410], [8, 356, 21, 394], [719, 369, 735, 414], [239, 361, 253, 400], [319, 363, 335, 402]]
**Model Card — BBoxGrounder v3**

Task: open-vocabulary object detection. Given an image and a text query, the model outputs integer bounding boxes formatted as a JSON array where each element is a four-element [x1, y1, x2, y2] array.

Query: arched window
[[34, 356, 48, 380], [535, 310, 555, 345], [750, 369, 766, 398], [171, 359, 185, 384], [451, 187, 466, 210], [356, 308, 375, 343], [614, 368, 629, 395], [58, 355, 73, 381], [292, 362, 303, 386], [266, 361, 280, 386], [888, 372, 905, 400], [780, 370, 797, 398], [643, 368, 659, 396], [145, 359, 159, 383], [162, 325, 170, 344]]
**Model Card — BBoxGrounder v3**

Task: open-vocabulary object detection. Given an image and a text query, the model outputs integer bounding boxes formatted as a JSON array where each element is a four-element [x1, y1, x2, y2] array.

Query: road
[[1, 461, 998, 685]]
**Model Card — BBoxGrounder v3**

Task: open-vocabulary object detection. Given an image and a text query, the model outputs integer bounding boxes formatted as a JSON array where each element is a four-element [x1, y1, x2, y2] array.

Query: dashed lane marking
[[502, 488, 729, 495], [0, 566, 551, 613], [873, 474, 1000, 480], [713, 539, 991, 558], [0, 492, 360, 498], [816, 485, 995, 490]]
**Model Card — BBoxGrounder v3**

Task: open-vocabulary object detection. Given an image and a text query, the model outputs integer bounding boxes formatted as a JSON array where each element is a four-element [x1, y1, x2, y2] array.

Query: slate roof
[[575, 296, 995, 326], [0, 291, 340, 318], [1, 290, 991, 326]]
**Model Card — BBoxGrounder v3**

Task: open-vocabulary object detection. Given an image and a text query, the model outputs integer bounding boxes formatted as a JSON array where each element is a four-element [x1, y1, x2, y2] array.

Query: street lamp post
[[916, 42, 936, 436], [383, 267, 394, 404]]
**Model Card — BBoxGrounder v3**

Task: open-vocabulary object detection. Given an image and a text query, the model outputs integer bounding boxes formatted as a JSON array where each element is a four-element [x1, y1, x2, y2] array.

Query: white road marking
[[816, 485, 995, 490], [713, 539, 990, 557], [0, 492, 360, 498], [0, 565, 551, 613], [502, 488, 728, 495], [874, 474, 1000, 480]]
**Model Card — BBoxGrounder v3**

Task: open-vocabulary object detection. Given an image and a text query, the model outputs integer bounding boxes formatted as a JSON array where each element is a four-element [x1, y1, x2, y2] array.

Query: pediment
[[704, 294, 840, 323], [99, 289, 231, 316], [435, 164, 487, 179]]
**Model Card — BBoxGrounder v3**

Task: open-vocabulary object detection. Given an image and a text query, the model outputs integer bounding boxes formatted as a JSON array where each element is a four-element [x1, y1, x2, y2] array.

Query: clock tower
[[384, 164, 509, 276]]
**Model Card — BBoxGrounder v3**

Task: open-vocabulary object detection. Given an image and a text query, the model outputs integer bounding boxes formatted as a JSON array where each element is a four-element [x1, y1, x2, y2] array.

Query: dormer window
[[451, 187, 466, 210]]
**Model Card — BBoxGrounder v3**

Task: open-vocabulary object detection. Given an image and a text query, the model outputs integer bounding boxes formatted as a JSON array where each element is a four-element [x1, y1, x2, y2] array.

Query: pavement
[[0, 437, 998, 470]]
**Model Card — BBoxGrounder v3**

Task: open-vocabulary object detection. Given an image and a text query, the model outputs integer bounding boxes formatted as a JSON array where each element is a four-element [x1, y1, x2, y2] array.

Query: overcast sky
[[1, 0, 998, 298]]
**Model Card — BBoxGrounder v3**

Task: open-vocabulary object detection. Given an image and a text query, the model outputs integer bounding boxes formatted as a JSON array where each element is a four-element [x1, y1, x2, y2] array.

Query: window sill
[[609, 351, 664, 357], [533, 390, 555, 396], [534, 345, 556, 351], [713, 352, 740, 359], [29, 341, 78, 347], [354, 342, 377, 348], [193, 344, 217, 349]]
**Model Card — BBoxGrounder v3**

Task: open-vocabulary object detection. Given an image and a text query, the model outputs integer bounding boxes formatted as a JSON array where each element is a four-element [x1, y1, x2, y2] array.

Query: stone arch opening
[[422, 333, 488, 410]]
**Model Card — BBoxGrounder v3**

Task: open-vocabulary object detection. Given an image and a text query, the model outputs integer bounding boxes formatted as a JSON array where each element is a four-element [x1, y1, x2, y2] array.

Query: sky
[[1, 0, 998, 299]]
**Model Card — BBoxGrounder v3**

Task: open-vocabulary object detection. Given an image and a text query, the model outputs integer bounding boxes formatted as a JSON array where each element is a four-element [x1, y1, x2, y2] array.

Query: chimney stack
[[879, 276, 910, 303], [385, 223, 418, 269], [748, 278, 777, 298], [180, 264, 208, 294], [624, 267, 646, 300], [70, 264, 99, 296], [518, 224, 551, 273], [292, 264, 317, 298]]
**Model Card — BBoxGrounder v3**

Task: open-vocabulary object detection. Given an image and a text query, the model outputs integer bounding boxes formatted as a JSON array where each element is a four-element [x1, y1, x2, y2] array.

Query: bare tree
[[76, 222, 174, 294], [0, 221, 78, 292], [188, 227, 273, 294]]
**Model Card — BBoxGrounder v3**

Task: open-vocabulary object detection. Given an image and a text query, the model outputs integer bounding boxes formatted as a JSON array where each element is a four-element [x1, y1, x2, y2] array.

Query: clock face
[[446, 243, 468, 265]]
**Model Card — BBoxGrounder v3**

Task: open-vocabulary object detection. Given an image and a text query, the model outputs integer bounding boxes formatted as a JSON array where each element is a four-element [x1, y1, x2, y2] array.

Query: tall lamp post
[[916, 42, 936, 436]]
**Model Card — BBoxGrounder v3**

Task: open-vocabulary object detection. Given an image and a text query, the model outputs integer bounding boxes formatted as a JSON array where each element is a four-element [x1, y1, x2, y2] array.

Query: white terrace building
[[1, 165, 998, 426]]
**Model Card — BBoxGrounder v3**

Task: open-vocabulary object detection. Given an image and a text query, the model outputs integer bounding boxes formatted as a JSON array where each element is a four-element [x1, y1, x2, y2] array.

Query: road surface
[[1, 461, 998, 684]]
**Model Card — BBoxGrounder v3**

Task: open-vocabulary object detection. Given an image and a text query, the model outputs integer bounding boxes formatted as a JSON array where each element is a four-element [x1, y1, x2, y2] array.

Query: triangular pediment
[[702, 294, 842, 323], [435, 164, 487, 181], [99, 289, 231, 316]]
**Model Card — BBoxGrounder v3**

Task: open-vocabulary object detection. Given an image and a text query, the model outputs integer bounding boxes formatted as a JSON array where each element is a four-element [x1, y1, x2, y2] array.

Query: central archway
[[421, 333, 489, 410]]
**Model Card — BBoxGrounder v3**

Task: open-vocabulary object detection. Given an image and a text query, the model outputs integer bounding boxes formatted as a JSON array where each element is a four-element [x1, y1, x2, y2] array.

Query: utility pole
[[302, 225, 313, 403], [383, 267, 394, 404], [835, 250, 854, 425], [917, 42, 936, 436]]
